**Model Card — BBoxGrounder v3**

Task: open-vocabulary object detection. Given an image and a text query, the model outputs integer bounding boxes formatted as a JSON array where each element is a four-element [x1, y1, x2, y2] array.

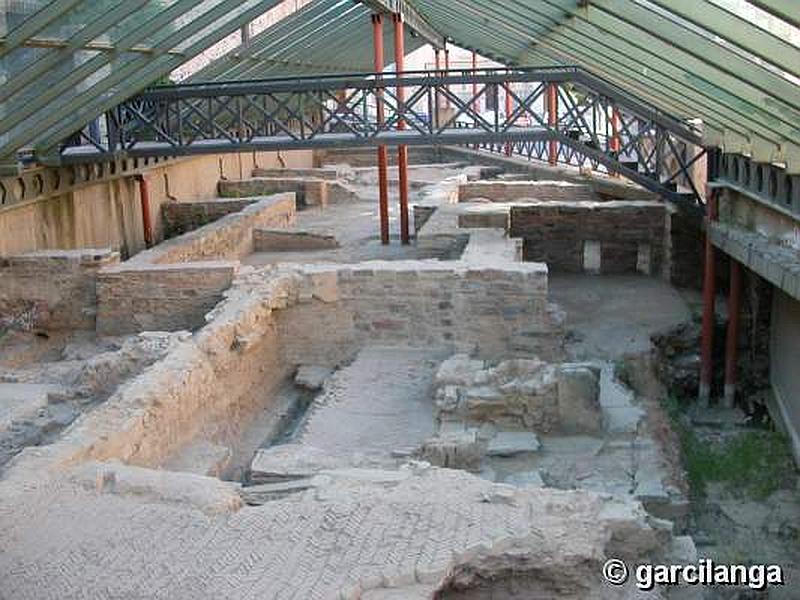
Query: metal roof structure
[[1, 0, 798, 171]]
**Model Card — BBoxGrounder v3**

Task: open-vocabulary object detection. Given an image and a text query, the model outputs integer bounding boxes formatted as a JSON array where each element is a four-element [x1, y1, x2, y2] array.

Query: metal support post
[[547, 82, 558, 166], [372, 13, 390, 245], [134, 175, 153, 248], [393, 12, 410, 244]]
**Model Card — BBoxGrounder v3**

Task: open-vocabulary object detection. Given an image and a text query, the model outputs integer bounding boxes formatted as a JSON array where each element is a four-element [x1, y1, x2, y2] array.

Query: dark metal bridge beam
[[48, 66, 710, 209]]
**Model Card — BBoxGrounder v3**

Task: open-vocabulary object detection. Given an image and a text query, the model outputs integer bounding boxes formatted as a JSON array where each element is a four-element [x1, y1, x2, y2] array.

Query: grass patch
[[662, 395, 794, 500]]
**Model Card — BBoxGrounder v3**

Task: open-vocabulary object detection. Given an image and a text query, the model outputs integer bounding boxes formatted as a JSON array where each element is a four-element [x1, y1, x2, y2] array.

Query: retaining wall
[[0, 150, 312, 257]]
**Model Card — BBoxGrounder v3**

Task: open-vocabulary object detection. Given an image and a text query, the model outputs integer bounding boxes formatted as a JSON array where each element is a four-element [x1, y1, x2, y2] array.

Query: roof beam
[[645, 0, 800, 79], [0, 0, 83, 59], [10, 1, 285, 158], [359, 0, 445, 48], [748, 0, 800, 28]]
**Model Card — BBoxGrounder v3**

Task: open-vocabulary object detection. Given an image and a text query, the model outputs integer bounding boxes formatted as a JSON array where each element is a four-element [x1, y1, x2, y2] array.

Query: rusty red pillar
[[393, 12, 410, 244], [723, 259, 742, 408], [547, 82, 558, 166], [372, 14, 390, 245], [699, 192, 719, 404], [505, 82, 513, 156], [610, 106, 621, 177], [134, 175, 153, 248]]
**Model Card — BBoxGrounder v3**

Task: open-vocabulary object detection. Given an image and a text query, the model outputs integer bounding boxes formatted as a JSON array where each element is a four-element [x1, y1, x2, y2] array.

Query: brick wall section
[[94, 194, 295, 335], [459, 181, 599, 203], [132, 194, 295, 265], [96, 262, 237, 335], [288, 259, 563, 362], [509, 201, 666, 274], [219, 178, 328, 207], [0, 249, 120, 331], [161, 199, 258, 239]]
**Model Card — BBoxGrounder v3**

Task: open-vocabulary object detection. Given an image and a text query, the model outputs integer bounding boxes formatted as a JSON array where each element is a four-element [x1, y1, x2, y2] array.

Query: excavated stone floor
[[244, 163, 477, 266], [1, 156, 784, 599], [0, 329, 186, 469]]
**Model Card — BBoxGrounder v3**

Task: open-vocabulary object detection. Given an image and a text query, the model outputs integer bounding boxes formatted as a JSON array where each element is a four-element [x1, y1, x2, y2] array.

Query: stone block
[[294, 365, 333, 391], [253, 229, 339, 252], [557, 364, 602, 433], [486, 431, 541, 456], [419, 430, 483, 470]]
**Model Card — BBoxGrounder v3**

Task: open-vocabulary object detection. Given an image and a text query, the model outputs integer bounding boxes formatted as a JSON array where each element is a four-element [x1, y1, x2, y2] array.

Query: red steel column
[[723, 259, 743, 408], [134, 175, 153, 248], [393, 12, 410, 244], [547, 82, 558, 166], [610, 106, 621, 177], [372, 14, 390, 245], [505, 82, 513, 156], [699, 192, 719, 404]]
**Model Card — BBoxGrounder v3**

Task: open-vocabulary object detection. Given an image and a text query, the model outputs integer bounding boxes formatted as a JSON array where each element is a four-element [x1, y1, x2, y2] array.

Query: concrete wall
[[509, 201, 666, 275], [0, 151, 312, 258], [770, 290, 800, 462], [719, 188, 800, 252]]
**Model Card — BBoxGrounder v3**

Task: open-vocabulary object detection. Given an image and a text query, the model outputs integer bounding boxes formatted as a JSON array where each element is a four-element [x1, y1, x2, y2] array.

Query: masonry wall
[[0, 249, 120, 331], [316, 147, 446, 168], [162, 198, 258, 239], [459, 181, 599, 203], [95, 194, 296, 335], [280, 262, 563, 364], [136, 193, 295, 265], [0, 150, 312, 258], [25, 247, 563, 472], [219, 178, 328, 207], [509, 201, 666, 275]]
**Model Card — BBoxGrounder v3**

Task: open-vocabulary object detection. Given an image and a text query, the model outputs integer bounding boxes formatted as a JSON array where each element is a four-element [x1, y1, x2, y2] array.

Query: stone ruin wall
[[15, 247, 562, 475]]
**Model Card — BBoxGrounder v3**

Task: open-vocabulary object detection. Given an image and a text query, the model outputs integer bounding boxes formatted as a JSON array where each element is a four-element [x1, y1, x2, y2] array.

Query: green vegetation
[[663, 395, 794, 500]]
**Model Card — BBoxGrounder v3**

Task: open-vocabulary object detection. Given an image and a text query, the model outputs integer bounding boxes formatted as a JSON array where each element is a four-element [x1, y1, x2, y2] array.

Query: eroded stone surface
[[0, 464, 679, 599], [434, 355, 601, 434]]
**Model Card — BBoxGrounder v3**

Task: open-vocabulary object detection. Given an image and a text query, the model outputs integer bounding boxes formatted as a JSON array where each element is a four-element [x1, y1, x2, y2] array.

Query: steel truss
[[53, 66, 708, 207]]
